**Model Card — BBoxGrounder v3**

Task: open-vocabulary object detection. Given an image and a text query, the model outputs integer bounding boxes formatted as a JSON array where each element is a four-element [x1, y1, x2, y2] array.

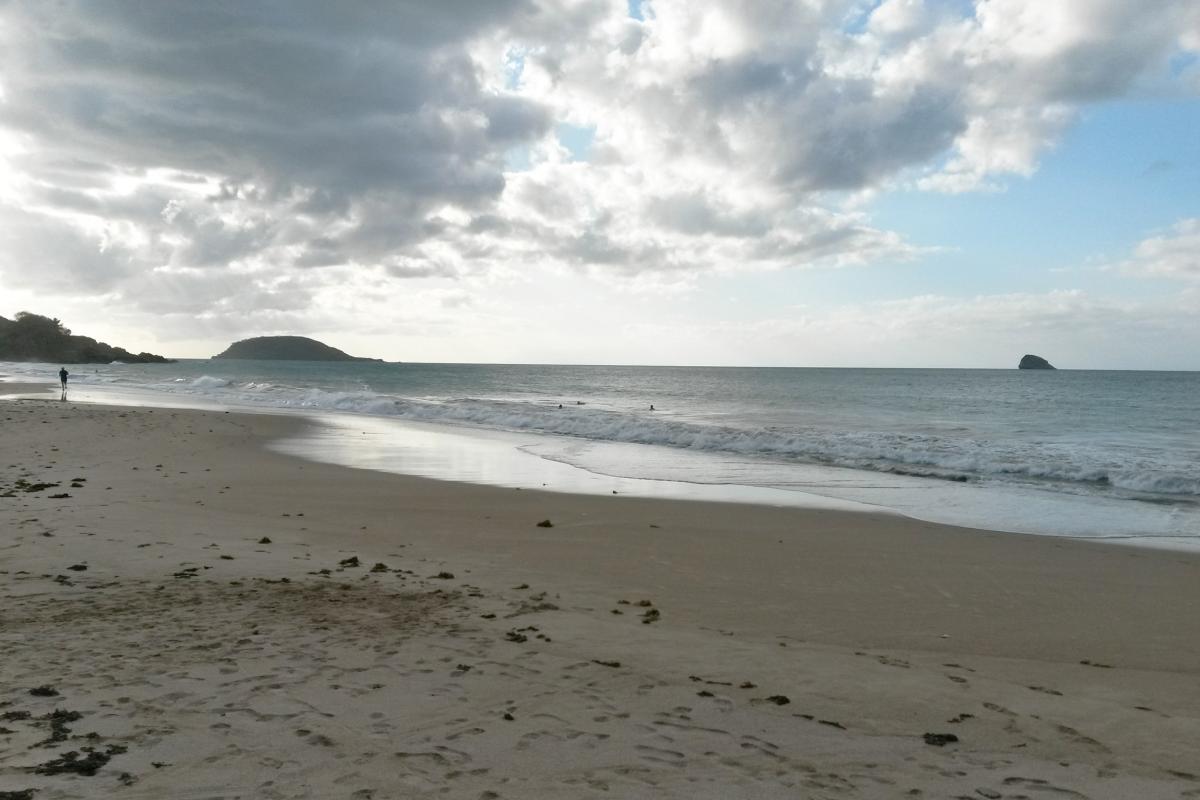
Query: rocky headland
[[213, 335, 381, 362], [0, 312, 173, 364], [1018, 354, 1056, 370]]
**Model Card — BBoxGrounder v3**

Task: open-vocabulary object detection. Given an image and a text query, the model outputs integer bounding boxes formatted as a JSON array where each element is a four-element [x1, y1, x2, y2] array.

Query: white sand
[[1, 394, 1198, 799]]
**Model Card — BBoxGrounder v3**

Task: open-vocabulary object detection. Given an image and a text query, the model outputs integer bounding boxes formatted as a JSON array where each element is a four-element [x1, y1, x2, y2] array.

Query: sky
[[0, 0, 1197, 369]]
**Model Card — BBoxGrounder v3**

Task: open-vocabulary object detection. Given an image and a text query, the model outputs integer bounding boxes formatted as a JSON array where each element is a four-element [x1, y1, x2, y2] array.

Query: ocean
[[4, 360, 1198, 550]]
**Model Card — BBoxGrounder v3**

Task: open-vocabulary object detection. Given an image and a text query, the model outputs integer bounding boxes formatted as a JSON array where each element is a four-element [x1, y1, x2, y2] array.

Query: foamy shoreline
[[6, 372, 1198, 549], [2, 391, 1199, 797]]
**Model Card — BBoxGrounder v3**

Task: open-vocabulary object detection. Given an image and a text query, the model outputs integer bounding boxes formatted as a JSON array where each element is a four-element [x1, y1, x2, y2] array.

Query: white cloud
[[486, 0, 1199, 267], [1117, 218, 1200, 280], [617, 289, 1200, 368], [0, 1, 1197, 359]]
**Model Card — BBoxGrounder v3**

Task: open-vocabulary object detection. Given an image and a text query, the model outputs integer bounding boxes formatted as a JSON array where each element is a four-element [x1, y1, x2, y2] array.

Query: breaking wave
[[144, 379, 1200, 500]]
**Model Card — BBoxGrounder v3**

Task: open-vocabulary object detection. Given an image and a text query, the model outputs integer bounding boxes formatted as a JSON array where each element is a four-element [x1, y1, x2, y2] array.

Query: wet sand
[[1, 393, 1198, 798]]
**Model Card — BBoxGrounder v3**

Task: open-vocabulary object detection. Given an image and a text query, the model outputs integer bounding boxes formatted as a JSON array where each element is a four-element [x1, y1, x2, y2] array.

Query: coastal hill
[[1018, 354, 1056, 370], [213, 336, 381, 362], [0, 312, 173, 364]]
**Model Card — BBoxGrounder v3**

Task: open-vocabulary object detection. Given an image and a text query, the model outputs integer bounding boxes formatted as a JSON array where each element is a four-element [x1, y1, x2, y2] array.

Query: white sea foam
[[5, 360, 1197, 515], [136, 379, 1200, 499]]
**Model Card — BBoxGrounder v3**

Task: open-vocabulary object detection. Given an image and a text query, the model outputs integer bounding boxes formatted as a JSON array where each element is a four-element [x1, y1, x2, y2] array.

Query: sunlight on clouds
[[614, 288, 1200, 368], [1118, 218, 1200, 280], [0, 1, 1198, 363], [918, 105, 1075, 192]]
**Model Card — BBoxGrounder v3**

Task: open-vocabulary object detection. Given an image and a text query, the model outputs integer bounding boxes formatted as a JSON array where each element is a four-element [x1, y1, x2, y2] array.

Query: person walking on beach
[[59, 367, 69, 401]]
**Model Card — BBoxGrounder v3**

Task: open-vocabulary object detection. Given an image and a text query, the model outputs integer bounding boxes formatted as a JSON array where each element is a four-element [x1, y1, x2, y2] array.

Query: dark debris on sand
[[0, 789, 37, 800], [34, 744, 127, 776], [923, 732, 959, 747], [11, 479, 60, 493], [34, 709, 83, 747]]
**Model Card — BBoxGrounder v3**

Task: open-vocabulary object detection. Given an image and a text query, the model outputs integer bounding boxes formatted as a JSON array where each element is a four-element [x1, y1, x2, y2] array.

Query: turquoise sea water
[[4, 360, 1198, 548]]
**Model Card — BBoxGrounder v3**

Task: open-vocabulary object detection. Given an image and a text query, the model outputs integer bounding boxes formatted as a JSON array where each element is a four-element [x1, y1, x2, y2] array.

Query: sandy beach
[[2, 388, 1199, 799]]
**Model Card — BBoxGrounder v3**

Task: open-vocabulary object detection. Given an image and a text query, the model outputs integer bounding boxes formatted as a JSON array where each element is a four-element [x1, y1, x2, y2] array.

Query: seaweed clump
[[34, 744, 127, 776]]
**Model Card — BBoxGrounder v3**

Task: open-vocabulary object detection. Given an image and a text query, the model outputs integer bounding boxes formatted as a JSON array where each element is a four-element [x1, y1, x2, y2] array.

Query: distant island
[[213, 336, 381, 362], [0, 312, 173, 364], [1018, 354, 1056, 370]]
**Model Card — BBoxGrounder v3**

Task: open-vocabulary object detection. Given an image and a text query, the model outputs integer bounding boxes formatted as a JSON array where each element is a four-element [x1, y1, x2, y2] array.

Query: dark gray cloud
[[769, 80, 965, 192], [0, 0, 552, 309], [647, 192, 770, 238], [0, 0, 1196, 334], [0, 206, 140, 293]]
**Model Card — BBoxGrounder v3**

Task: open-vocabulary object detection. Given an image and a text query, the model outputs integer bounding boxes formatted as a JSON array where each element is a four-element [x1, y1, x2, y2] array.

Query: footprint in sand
[[1002, 776, 1089, 798], [635, 744, 686, 765]]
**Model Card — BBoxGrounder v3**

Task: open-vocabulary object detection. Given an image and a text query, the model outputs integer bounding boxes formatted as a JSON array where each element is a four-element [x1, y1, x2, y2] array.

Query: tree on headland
[[0, 312, 173, 364], [2, 312, 70, 358]]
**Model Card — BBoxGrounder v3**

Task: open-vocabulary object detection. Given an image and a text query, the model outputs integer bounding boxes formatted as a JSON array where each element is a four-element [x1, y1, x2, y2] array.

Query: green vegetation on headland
[[213, 336, 381, 362], [0, 312, 173, 364]]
